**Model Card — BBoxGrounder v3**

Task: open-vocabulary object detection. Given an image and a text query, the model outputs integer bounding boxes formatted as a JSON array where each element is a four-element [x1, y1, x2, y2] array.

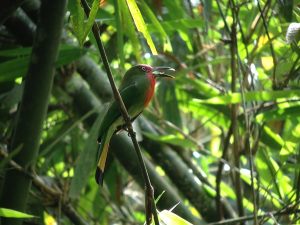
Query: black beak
[[152, 66, 175, 78]]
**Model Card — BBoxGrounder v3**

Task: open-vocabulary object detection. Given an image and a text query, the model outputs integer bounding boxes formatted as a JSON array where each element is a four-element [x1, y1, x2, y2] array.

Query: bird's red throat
[[144, 72, 156, 107]]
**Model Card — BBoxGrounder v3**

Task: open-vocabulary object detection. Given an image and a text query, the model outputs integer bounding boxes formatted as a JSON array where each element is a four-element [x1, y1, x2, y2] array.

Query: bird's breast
[[144, 73, 156, 107]]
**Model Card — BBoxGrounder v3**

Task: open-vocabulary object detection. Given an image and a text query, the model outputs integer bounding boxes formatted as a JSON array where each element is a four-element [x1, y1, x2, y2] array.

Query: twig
[[244, 1, 270, 45], [216, 0, 231, 35], [234, 4, 258, 224], [229, 0, 244, 221], [215, 123, 233, 220], [256, 0, 277, 89], [206, 207, 300, 225], [186, 0, 213, 78], [79, 1, 159, 224]]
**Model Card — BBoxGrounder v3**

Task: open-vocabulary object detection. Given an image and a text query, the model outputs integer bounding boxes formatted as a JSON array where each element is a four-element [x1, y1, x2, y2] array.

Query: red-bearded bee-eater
[[95, 64, 175, 185]]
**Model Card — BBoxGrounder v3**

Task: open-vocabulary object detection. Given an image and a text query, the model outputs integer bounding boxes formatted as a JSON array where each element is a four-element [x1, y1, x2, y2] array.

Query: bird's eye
[[141, 66, 150, 72]]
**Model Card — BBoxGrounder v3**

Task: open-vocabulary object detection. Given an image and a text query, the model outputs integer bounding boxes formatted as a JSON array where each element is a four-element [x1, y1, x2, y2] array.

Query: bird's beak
[[152, 66, 175, 78]]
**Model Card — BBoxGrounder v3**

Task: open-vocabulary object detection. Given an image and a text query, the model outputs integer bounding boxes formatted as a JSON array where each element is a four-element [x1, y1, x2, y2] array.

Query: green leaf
[[115, 0, 125, 67], [70, 0, 85, 44], [0, 45, 86, 83], [181, 100, 230, 127], [0, 47, 32, 57], [82, 0, 99, 45], [177, 74, 221, 98], [55, 45, 87, 67], [143, 132, 197, 149], [278, 0, 294, 22], [163, 0, 185, 19], [139, 0, 172, 51], [256, 105, 300, 122], [0, 208, 35, 218], [257, 148, 284, 202], [125, 0, 157, 55], [148, 18, 204, 33], [119, 0, 141, 61], [158, 210, 193, 225], [157, 81, 182, 128], [0, 57, 30, 83], [69, 112, 103, 198], [193, 90, 300, 105]]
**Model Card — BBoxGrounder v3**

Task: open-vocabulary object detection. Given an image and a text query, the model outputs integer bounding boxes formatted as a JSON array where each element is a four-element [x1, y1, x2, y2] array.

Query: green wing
[[97, 83, 144, 142]]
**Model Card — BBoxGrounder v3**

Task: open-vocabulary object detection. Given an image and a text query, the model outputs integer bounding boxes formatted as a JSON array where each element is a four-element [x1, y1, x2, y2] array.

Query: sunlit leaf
[[125, 0, 157, 55], [256, 105, 300, 122], [119, 0, 141, 61], [148, 18, 204, 33], [0, 208, 34, 218], [261, 56, 274, 71], [140, 0, 172, 51], [159, 210, 193, 225], [157, 81, 182, 128], [143, 132, 197, 149], [193, 90, 300, 105], [82, 0, 99, 45], [44, 212, 57, 225]]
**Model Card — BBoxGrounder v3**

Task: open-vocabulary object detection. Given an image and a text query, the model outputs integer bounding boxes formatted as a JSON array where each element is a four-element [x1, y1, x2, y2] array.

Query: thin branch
[[244, 1, 270, 45], [186, 0, 213, 78], [229, 0, 244, 221], [216, 0, 231, 35], [256, 0, 277, 89], [79, 1, 159, 224], [216, 123, 233, 220], [234, 4, 258, 224], [207, 207, 300, 225]]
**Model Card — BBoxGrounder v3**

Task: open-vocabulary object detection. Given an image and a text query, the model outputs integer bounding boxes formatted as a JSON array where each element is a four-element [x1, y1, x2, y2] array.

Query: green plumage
[[95, 64, 174, 185]]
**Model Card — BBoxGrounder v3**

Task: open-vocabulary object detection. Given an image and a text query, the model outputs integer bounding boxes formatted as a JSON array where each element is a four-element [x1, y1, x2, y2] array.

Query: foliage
[[0, 208, 35, 219], [0, 0, 300, 225]]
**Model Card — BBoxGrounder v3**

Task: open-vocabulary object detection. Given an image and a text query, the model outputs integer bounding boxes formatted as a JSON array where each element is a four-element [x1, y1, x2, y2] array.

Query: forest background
[[0, 0, 300, 225]]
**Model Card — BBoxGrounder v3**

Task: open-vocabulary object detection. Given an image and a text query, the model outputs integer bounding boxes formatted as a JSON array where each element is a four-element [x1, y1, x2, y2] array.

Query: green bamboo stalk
[[0, 0, 67, 224]]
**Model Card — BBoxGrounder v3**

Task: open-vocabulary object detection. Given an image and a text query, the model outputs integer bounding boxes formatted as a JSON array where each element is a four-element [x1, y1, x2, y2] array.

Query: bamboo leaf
[[115, 0, 125, 67], [157, 81, 182, 128], [148, 18, 204, 33], [193, 90, 300, 105], [0, 45, 86, 83], [256, 105, 300, 122], [159, 210, 193, 225], [125, 0, 157, 55], [82, 0, 99, 45], [118, 0, 141, 61], [143, 132, 197, 149], [0, 208, 35, 218], [70, 0, 85, 44], [140, 0, 172, 51]]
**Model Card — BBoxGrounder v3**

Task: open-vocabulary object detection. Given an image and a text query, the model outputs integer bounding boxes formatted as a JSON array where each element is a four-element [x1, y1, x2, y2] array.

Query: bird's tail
[[95, 129, 114, 185]]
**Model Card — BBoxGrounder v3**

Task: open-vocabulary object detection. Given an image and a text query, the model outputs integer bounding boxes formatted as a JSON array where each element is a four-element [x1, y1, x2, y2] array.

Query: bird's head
[[124, 64, 175, 79], [120, 64, 175, 91], [138, 64, 175, 79]]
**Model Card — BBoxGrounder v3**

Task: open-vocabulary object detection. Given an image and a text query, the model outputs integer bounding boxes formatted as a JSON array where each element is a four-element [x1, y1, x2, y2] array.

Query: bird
[[95, 64, 175, 185]]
